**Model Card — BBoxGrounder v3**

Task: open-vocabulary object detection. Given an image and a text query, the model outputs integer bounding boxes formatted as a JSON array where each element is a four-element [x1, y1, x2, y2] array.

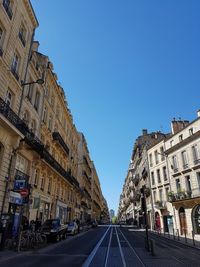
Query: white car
[[67, 221, 78, 235]]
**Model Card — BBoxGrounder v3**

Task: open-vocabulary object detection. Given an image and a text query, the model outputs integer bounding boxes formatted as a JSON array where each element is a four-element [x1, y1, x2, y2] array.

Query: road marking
[[82, 226, 111, 267], [115, 227, 127, 267], [104, 226, 113, 267], [118, 228, 146, 267]]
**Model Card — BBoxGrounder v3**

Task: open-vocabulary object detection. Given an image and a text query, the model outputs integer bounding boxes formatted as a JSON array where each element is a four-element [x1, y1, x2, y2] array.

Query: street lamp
[[21, 78, 44, 86]]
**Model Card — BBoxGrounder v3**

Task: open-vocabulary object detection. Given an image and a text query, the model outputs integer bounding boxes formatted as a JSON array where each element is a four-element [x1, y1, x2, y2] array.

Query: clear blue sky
[[31, 0, 200, 213]]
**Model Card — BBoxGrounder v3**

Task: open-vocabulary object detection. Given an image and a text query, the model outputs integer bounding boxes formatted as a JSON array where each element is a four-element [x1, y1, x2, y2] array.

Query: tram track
[[82, 226, 146, 267]]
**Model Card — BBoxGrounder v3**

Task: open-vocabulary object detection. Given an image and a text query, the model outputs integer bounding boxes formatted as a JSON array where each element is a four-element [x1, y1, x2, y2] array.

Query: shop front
[[56, 200, 68, 224]]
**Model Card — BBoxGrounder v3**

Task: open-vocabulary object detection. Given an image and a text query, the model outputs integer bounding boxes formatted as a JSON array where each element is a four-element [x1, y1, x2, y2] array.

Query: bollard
[[177, 229, 180, 241], [184, 230, 187, 243], [150, 239, 155, 256], [172, 228, 175, 240], [192, 231, 195, 246]]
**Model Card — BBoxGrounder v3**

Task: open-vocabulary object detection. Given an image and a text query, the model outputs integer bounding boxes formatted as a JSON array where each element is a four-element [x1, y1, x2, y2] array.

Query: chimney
[[171, 119, 189, 134], [32, 41, 40, 52], [142, 129, 148, 135], [197, 110, 200, 118]]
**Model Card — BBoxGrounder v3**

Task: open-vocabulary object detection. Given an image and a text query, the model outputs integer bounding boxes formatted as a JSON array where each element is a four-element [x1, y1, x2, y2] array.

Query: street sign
[[19, 188, 29, 198], [9, 191, 23, 205]]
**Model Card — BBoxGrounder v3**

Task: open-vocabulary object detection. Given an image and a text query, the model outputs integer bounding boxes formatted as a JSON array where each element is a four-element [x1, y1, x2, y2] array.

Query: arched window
[[47, 178, 52, 194], [40, 176, 45, 191], [192, 205, 200, 234], [179, 207, 187, 235]]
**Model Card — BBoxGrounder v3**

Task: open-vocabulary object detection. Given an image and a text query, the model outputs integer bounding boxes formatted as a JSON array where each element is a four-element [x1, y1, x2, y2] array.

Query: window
[[196, 172, 200, 189], [170, 140, 174, 147], [30, 120, 36, 134], [159, 189, 163, 201], [151, 171, 155, 185], [160, 146, 165, 161], [149, 154, 153, 167], [192, 145, 200, 164], [42, 106, 47, 123], [5, 89, 12, 107], [34, 91, 40, 111], [23, 110, 29, 125], [26, 83, 33, 102], [48, 178, 52, 193], [48, 115, 52, 131], [179, 134, 183, 142], [0, 25, 5, 55], [15, 154, 28, 173], [185, 176, 192, 192], [172, 155, 178, 171], [153, 191, 157, 202], [176, 178, 181, 192], [189, 128, 193, 136], [40, 176, 44, 190], [19, 23, 26, 46], [165, 187, 169, 201], [154, 150, 159, 164], [157, 169, 161, 183], [3, 0, 13, 19], [181, 150, 188, 169], [163, 166, 168, 181], [33, 169, 38, 186], [11, 53, 19, 80]]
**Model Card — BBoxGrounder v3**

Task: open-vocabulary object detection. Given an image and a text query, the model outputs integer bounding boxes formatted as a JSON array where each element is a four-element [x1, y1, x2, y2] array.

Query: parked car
[[67, 221, 78, 235], [40, 219, 67, 242]]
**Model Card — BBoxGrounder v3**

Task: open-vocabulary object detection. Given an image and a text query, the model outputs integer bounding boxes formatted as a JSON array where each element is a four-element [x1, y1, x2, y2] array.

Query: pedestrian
[[35, 217, 41, 231], [76, 219, 80, 233]]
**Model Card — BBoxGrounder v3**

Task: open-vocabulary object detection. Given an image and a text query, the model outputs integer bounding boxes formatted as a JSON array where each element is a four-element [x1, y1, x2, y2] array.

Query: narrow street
[[1, 226, 200, 267]]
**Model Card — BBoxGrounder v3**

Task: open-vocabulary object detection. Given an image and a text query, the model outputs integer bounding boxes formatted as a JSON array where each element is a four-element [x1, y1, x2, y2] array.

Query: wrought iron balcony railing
[[0, 97, 79, 189], [168, 187, 200, 202], [52, 131, 69, 155]]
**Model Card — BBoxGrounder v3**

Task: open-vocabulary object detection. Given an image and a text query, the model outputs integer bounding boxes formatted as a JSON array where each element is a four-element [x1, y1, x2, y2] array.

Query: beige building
[[0, 0, 38, 215], [0, 0, 105, 231]]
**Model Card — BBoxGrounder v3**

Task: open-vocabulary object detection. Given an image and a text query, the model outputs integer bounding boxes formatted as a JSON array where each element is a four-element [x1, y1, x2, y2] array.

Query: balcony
[[3, 1, 13, 19], [154, 200, 167, 210], [52, 131, 69, 155], [168, 188, 200, 202]]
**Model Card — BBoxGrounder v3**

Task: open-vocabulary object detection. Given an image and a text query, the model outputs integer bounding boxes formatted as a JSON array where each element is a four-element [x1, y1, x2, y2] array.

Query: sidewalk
[[150, 230, 200, 250]]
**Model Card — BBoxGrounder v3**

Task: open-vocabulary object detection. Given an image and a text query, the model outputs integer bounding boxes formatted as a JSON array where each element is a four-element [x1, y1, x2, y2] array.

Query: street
[[1, 225, 200, 267]]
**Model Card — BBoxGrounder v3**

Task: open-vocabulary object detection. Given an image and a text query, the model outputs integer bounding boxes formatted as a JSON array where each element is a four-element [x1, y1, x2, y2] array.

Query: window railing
[[168, 188, 200, 202], [52, 131, 69, 155], [3, 1, 13, 19]]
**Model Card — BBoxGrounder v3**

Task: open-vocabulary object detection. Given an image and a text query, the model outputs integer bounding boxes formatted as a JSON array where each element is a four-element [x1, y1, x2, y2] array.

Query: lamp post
[[18, 78, 44, 116]]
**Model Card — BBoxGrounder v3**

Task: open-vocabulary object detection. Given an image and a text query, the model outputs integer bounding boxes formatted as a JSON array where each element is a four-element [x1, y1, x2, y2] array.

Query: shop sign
[[9, 191, 23, 205]]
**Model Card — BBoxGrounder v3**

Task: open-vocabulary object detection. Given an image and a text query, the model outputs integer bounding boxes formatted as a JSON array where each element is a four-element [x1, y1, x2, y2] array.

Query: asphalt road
[[1, 226, 200, 267]]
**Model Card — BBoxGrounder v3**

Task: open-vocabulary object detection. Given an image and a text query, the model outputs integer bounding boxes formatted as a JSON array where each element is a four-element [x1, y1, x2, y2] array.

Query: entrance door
[[179, 207, 187, 235]]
